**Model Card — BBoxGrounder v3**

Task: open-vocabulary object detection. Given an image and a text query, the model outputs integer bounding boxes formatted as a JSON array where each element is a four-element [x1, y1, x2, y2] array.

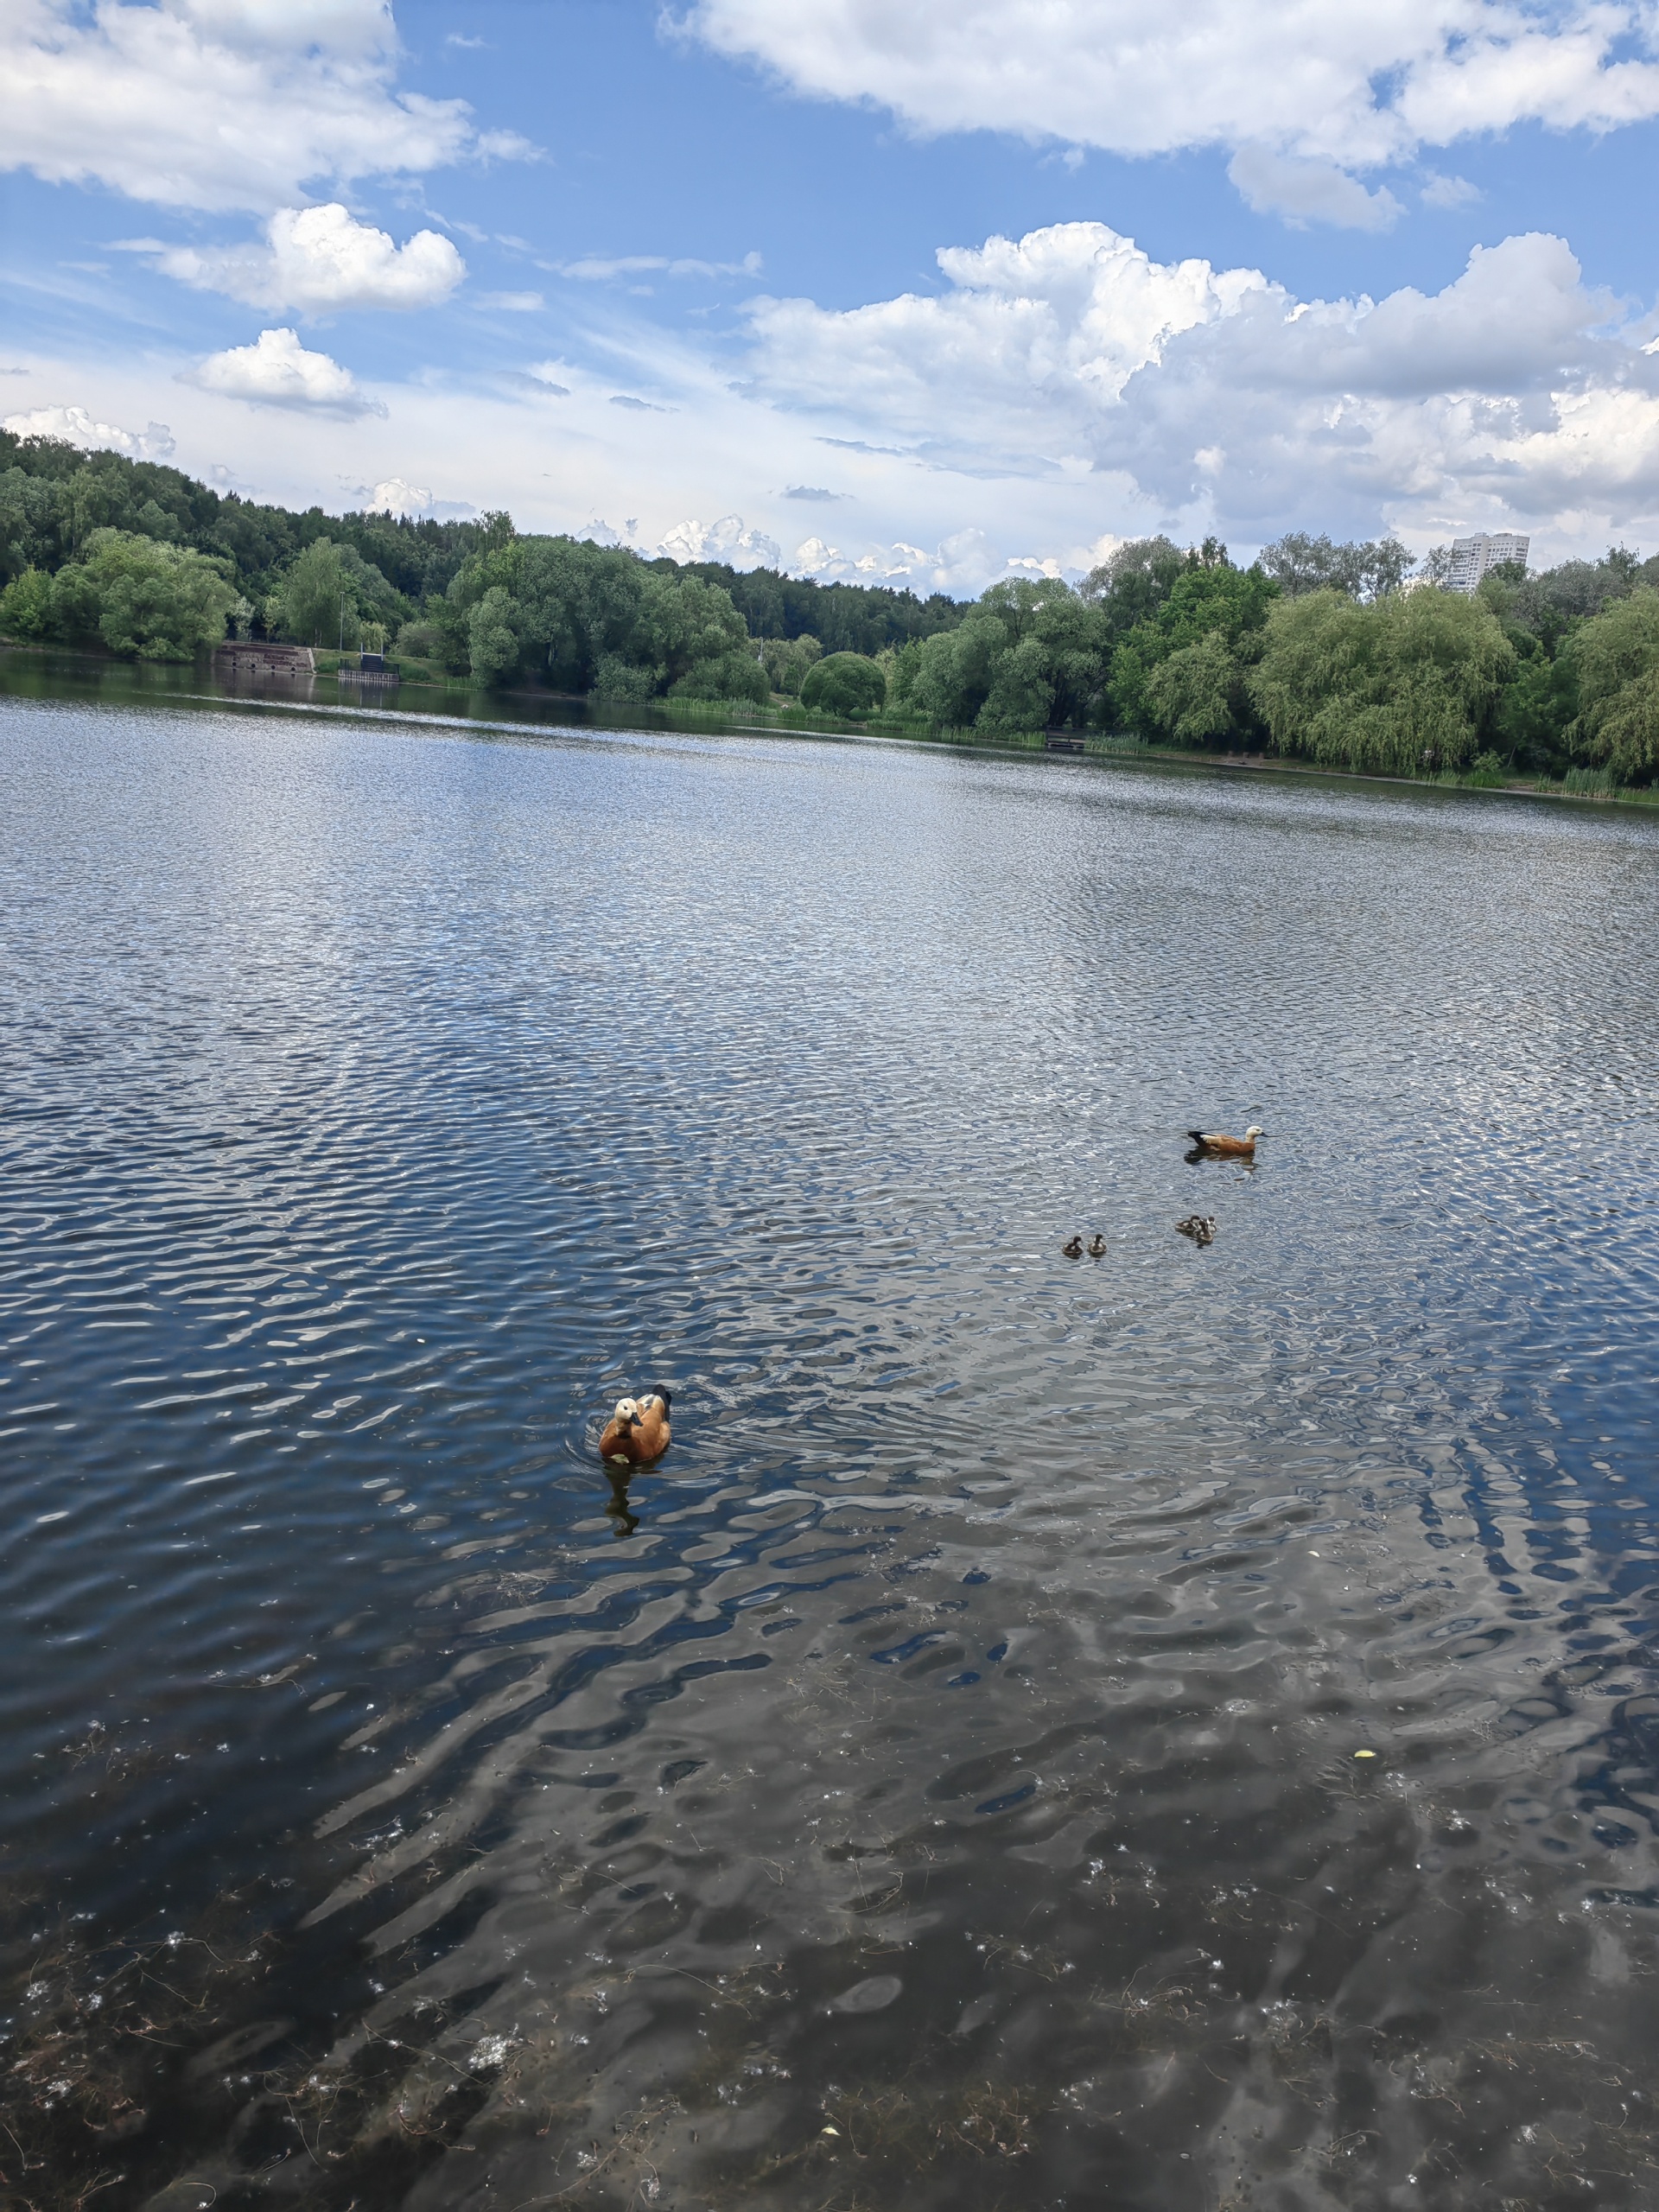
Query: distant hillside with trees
[[0, 429, 965, 696], [4, 427, 1659, 786]]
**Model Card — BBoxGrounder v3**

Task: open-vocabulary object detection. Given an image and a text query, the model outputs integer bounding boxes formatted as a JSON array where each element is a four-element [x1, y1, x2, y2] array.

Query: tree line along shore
[[3, 428, 1659, 795]]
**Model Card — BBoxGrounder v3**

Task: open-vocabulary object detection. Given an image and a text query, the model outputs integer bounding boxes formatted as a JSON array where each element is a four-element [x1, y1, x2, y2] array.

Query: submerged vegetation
[[3, 427, 1659, 786]]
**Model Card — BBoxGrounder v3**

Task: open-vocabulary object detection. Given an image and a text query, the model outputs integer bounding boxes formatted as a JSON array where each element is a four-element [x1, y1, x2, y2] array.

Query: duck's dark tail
[[1186, 1129, 1207, 1145], [648, 1384, 673, 1412]]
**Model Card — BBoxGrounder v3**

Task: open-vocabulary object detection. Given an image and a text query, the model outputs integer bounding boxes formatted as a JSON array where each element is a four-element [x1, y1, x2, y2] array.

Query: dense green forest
[[880, 532, 1659, 782], [0, 429, 964, 691], [4, 428, 1659, 784]]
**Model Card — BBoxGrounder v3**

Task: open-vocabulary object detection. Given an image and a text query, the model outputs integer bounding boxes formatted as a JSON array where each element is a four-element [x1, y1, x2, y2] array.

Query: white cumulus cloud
[[747, 222, 1268, 448], [138, 204, 465, 312], [187, 326, 383, 415], [658, 513, 782, 567], [744, 219, 1659, 545], [0, 0, 526, 213], [348, 474, 474, 517], [684, 0, 1659, 203], [24, 207, 1659, 595], [2, 403, 175, 459], [368, 476, 432, 512], [791, 531, 1007, 591]]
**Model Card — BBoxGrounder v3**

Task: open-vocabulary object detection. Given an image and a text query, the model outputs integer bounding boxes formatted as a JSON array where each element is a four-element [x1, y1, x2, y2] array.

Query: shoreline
[[3, 639, 1656, 815]]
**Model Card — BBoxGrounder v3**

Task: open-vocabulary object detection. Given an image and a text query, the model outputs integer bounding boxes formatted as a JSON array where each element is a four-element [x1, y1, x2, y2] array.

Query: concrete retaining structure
[[213, 642, 316, 678]]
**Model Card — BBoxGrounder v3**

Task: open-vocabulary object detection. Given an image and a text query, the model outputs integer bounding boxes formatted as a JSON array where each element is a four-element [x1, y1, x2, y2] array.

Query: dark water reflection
[[3, 683, 1659, 2212], [0, 644, 855, 743]]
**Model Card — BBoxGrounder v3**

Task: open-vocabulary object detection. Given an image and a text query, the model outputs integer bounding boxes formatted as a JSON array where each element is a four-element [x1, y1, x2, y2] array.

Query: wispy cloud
[[556, 251, 763, 283], [1421, 170, 1483, 209], [818, 435, 910, 457], [1228, 147, 1401, 231]]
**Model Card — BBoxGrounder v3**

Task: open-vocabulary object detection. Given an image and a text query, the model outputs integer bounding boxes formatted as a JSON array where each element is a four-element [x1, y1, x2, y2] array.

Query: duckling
[[1176, 1214, 1217, 1248], [597, 1386, 672, 1465], [1061, 1234, 1084, 1259], [1087, 1233, 1106, 1258], [1186, 1124, 1262, 1160]]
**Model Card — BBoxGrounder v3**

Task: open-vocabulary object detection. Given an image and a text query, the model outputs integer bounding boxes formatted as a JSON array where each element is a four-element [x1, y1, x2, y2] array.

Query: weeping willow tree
[[1143, 630, 1247, 743], [1248, 586, 1514, 773], [1563, 588, 1659, 778]]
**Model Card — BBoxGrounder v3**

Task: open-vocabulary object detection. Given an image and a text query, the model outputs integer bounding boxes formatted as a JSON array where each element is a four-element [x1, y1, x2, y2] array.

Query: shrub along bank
[[3, 428, 1658, 785]]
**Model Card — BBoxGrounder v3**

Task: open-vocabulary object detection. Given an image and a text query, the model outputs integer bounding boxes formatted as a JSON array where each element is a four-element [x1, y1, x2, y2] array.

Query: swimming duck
[[1087, 1233, 1106, 1258], [1186, 1125, 1262, 1160], [1061, 1235, 1084, 1259], [1176, 1215, 1217, 1247], [598, 1387, 672, 1465]]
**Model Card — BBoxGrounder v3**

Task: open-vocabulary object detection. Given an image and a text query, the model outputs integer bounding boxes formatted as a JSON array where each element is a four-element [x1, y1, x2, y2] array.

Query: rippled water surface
[[4, 687, 1659, 2212]]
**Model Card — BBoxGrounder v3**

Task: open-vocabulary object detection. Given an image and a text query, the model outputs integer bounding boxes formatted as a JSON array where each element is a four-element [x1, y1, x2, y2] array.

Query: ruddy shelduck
[[1187, 1125, 1263, 1159], [599, 1388, 672, 1465]]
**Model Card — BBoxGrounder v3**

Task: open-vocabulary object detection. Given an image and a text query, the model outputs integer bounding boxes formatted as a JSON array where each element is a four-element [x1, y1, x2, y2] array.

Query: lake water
[[3, 671, 1659, 2212]]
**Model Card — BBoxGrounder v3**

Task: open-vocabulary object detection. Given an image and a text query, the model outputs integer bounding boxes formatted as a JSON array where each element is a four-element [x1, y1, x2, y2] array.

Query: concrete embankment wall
[[213, 643, 315, 678]]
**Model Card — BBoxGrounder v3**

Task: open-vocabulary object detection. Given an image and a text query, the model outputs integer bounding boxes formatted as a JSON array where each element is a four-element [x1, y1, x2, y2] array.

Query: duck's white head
[[613, 1396, 641, 1425], [1244, 1125, 1263, 1140]]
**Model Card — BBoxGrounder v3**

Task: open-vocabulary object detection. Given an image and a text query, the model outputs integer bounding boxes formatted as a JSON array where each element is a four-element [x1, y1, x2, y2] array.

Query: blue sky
[[6, 0, 1659, 590]]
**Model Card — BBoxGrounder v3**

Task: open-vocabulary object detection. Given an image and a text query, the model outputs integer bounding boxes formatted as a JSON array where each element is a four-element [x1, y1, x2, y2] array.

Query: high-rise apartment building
[[1448, 532, 1529, 592]]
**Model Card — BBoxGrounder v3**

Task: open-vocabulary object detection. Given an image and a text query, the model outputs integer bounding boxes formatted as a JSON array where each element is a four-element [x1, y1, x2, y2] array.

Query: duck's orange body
[[1187, 1125, 1262, 1160], [599, 1389, 672, 1465]]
